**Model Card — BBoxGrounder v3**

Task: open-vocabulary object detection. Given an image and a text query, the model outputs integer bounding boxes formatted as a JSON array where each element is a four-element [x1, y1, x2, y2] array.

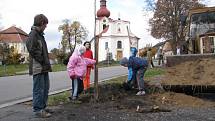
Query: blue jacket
[[127, 56, 148, 81]]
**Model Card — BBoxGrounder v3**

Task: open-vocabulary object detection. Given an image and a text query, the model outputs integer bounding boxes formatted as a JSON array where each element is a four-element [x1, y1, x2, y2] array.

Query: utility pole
[[127, 26, 131, 49], [94, 0, 99, 101]]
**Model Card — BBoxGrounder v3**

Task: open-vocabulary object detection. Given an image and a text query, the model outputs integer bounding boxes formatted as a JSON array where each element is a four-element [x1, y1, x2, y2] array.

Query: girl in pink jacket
[[67, 46, 96, 101]]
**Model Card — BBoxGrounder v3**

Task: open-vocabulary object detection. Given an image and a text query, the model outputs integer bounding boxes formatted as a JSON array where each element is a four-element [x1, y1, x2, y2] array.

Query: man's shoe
[[34, 110, 51, 118], [72, 100, 82, 104], [141, 91, 146, 95], [136, 91, 145, 96], [69, 96, 82, 104], [44, 108, 54, 113], [68, 96, 77, 101], [136, 91, 142, 96]]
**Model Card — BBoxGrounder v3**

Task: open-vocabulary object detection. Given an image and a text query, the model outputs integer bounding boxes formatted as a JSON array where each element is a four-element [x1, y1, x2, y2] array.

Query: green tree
[[58, 19, 88, 54], [6, 46, 22, 65], [0, 43, 10, 65], [50, 48, 65, 64], [50, 48, 59, 57], [56, 50, 67, 64]]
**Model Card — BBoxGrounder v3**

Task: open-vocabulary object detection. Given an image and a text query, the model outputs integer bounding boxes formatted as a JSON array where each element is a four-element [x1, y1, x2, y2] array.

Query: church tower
[[92, 0, 140, 61]]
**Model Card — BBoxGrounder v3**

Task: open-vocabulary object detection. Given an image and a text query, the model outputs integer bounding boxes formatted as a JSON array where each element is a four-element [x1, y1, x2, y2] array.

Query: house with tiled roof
[[0, 26, 29, 63]]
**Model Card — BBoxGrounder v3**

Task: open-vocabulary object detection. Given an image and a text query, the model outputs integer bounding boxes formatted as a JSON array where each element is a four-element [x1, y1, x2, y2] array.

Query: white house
[[0, 26, 29, 63], [91, 0, 140, 61]]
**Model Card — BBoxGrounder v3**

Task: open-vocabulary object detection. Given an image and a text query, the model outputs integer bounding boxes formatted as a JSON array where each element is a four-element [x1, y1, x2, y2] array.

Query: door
[[117, 51, 123, 61]]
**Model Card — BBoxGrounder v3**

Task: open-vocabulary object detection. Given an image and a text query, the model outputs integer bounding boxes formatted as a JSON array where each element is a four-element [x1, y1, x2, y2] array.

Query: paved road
[[0, 66, 127, 106]]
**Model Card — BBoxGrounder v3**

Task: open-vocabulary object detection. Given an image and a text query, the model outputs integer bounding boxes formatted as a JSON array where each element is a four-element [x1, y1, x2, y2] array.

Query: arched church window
[[103, 24, 107, 30], [117, 41, 122, 49], [118, 28, 121, 32], [117, 23, 121, 33], [102, 18, 108, 30], [105, 42, 108, 50]]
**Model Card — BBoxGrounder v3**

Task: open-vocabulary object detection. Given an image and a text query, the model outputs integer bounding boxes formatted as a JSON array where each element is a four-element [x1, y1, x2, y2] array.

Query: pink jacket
[[67, 46, 96, 78]]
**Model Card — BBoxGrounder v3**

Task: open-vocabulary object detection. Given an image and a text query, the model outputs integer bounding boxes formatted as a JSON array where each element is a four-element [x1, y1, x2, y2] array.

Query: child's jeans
[[71, 78, 83, 98], [136, 67, 147, 91], [72, 78, 78, 97]]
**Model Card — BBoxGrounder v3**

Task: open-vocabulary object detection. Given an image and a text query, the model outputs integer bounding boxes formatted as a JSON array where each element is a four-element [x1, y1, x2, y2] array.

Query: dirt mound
[[150, 92, 215, 108], [162, 58, 215, 85], [79, 81, 215, 109]]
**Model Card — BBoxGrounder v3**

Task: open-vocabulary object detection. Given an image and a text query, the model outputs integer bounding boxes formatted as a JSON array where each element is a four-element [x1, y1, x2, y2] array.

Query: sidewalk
[[0, 103, 61, 121], [0, 104, 34, 121]]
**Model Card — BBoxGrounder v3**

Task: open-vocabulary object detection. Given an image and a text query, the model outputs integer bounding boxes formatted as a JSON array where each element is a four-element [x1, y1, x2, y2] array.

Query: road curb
[[0, 74, 127, 109]]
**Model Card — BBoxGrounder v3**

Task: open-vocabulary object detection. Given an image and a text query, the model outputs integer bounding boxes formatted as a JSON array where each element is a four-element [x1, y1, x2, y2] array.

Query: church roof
[[0, 26, 28, 43]]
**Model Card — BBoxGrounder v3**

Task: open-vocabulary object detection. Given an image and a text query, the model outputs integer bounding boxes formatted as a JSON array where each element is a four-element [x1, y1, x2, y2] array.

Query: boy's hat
[[130, 47, 137, 57], [120, 57, 128, 65], [131, 47, 137, 52]]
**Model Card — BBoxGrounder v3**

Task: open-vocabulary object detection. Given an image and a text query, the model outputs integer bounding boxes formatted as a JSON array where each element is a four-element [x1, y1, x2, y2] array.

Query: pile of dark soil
[[162, 58, 215, 85]]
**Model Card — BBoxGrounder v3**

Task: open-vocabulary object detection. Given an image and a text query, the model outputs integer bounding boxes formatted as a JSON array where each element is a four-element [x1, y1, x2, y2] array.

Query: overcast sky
[[0, 0, 215, 51]]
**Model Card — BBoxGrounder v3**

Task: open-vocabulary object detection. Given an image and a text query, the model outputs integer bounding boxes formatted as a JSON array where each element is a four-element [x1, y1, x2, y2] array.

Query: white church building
[[91, 0, 140, 62]]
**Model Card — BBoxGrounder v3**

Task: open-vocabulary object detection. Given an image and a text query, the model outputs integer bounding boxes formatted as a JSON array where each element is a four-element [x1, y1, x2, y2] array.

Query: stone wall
[[166, 53, 215, 67]]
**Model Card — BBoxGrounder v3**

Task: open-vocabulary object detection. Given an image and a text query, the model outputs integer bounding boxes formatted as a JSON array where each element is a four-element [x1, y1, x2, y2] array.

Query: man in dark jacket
[[26, 14, 52, 118]]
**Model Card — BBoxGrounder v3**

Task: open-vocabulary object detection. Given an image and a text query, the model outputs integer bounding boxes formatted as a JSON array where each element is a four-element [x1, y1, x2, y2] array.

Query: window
[[117, 23, 121, 33], [118, 28, 121, 33], [103, 24, 107, 30], [209, 37, 214, 53], [24, 46, 26, 52], [202, 36, 215, 53], [117, 41, 122, 49], [105, 42, 108, 50]]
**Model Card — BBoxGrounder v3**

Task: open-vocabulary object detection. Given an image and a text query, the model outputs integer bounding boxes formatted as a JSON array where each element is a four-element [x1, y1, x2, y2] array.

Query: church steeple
[[97, 0, 110, 18]]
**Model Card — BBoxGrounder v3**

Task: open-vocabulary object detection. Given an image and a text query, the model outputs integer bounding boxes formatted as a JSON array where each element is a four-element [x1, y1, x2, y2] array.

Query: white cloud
[[0, 0, 214, 51], [0, 0, 95, 51]]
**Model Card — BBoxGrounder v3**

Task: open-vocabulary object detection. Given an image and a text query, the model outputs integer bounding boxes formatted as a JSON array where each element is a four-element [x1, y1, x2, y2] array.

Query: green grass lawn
[[0, 64, 28, 77], [0, 64, 67, 77], [48, 91, 71, 106], [51, 64, 66, 72], [145, 68, 165, 78]]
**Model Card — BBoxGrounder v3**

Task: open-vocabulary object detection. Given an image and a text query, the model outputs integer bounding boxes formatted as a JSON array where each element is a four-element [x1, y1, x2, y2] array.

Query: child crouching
[[120, 57, 148, 96], [67, 46, 96, 101]]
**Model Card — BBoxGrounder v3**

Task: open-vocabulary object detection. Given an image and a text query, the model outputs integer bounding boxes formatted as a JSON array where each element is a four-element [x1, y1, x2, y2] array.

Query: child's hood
[[72, 45, 86, 57]]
